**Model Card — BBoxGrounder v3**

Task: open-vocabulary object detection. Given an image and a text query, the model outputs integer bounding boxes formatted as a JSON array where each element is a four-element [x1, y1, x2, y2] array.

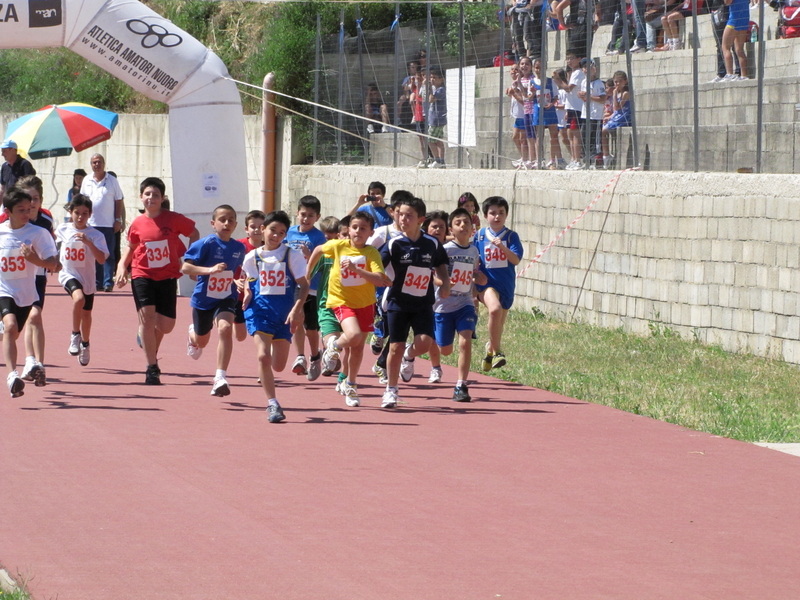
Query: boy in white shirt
[[0, 189, 60, 397]]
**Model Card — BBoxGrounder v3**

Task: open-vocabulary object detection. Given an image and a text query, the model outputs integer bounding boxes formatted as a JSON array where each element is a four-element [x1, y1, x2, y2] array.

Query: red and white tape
[[516, 167, 640, 279]]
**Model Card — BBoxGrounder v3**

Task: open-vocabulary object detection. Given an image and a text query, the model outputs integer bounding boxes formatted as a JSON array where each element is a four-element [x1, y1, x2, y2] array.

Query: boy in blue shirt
[[242, 211, 309, 423], [475, 196, 524, 371], [379, 196, 451, 408], [285, 195, 326, 381], [182, 205, 246, 397]]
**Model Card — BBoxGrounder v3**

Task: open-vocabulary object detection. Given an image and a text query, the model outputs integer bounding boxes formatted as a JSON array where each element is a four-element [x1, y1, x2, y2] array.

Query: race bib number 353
[[0, 248, 26, 280], [401, 265, 431, 297]]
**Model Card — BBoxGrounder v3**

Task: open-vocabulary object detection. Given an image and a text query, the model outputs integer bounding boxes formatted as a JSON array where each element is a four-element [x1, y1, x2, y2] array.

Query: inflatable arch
[[0, 0, 249, 228]]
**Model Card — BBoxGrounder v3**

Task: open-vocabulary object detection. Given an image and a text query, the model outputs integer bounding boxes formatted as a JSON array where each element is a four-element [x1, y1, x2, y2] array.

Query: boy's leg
[[254, 332, 278, 399], [386, 341, 405, 389], [291, 322, 307, 374], [215, 312, 235, 372], [78, 295, 91, 341], [71, 290, 85, 334], [138, 305, 161, 366], [23, 305, 44, 364], [272, 338, 291, 373], [3, 313, 20, 374], [481, 287, 507, 356], [338, 316, 364, 385], [456, 329, 473, 383]]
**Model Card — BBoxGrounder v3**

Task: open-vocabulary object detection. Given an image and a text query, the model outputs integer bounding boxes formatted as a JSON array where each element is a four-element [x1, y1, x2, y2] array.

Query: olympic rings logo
[[126, 19, 183, 49]]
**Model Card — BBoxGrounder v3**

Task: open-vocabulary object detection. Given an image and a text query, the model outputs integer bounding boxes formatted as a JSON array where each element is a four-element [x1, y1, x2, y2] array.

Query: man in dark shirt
[[0, 140, 36, 202]]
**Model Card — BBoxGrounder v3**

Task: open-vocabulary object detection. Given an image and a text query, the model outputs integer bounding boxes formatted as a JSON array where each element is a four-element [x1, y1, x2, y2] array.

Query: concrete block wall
[[287, 164, 800, 364]]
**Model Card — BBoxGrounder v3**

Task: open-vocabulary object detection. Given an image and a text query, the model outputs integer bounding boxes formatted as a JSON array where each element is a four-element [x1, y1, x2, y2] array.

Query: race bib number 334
[[145, 240, 170, 269]]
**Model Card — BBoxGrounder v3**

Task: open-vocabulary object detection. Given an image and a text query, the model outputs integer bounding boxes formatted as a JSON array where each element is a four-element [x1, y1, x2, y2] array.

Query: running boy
[[285, 195, 326, 381], [309, 216, 344, 379], [182, 205, 246, 397], [55, 194, 109, 367], [307, 211, 389, 407], [115, 177, 199, 385], [0, 189, 59, 397], [476, 196, 523, 371], [433, 208, 487, 402], [242, 210, 309, 423], [234, 210, 265, 342], [380, 196, 450, 408]]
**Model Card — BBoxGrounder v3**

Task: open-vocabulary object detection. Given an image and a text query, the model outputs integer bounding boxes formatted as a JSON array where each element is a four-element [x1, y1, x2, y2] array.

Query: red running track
[[1, 281, 799, 600]]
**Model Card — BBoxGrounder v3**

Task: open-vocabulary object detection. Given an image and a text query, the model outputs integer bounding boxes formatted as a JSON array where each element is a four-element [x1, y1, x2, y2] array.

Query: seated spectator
[[660, 0, 707, 50], [364, 83, 389, 134], [647, 0, 682, 50], [602, 70, 632, 168], [606, 0, 634, 54]]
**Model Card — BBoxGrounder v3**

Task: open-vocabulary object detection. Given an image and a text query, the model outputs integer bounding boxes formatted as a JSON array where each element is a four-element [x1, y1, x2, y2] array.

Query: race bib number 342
[[401, 265, 431, 297]]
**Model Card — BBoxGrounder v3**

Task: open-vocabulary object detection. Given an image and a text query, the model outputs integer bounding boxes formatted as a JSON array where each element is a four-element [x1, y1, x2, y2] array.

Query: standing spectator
[[397, 61, 419, 127], [506, 64, 530, 167], [427, 68, 447, 169], [532, 58, 565, 169], [80, 154, 124, 292], [602, 70, 632, 168], [347, 182, 392, 227], [721, 0, 749, 80], [577, 59, 607, 168], [554, 51, 586, 169], [709, 0, 740, 81], [553, 0, 601, 59], [0, 140, 36, 202], [67, 169, 87, 205], [364, 84, 389, 134], [630, 0, 649, 52]]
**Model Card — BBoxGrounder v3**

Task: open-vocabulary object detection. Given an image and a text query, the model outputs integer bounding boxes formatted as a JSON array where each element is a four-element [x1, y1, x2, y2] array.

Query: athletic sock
[[456, 380, 466, 387], [310, 352, 321, 362], [81, 341, 90, 347], [25, 356, 35, 367], [337, 372, 347, 384], [268, 398, 279, 407], [215, 369, 226, 379]]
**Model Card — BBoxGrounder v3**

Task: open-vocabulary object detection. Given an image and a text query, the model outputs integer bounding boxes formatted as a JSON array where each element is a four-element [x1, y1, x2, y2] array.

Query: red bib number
[[340, 255, 367, 287], [484, 244, 508, 269], [63, 242, 86, 264], [145, 240, 170, 269], [259, 261, 286, 295], [207, 270, 234, 300], [401, 265, 431, 297], [450, 261, 473, 294], [0, 248, 26, 280]]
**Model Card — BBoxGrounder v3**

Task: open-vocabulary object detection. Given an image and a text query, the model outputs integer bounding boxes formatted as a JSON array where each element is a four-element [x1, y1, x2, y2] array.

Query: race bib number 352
[[259, 262, 287, 295]]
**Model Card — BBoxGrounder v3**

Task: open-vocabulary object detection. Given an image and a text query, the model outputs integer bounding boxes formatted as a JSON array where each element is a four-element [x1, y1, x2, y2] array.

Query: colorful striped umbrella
[[3, 103, 119, 160]]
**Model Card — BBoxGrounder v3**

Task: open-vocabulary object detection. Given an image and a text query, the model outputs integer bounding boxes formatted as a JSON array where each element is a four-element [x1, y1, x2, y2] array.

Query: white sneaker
[[344, 383, 360, 407], [428, 160, 444, 169], [211, 376, 231, 397], [381, 388, 398, 408], [29, 362, 46, 387], [372, 363, 389, 385], [511, 158, 523, 167], [400, 343, 415, 382], [322, 336, 340, 373], [7, 370, 24, 398], [78, 343, 90, 366], [428, 366, 443, 383], [736, 76, 749, 81], [335, 380, 346, 395], [307, 353, 322, 381], [709, 75, 725, 83], [291, 354, 307, 375], [629, 43, 646, 53], [68, 332, 81, 356], [187, 324, 202, 360], [20, 360, 35, 381], [545, 159, 554, 169], [417, 159, 430, 168], [722, 74, 737, 82]]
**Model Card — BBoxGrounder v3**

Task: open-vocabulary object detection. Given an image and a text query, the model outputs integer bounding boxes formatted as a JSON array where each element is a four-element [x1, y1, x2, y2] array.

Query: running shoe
[[291, 355, 308, 376], [372, 363, 389, 385], [400, 343, 415, 382], [20, 361, 35, 381], [381, 388, 399, 408], [344, 383, 360, 407], [370, 334, 384, 356], [322, 336, 341, 373], [428, 366, 443, 384], [145, 364, 162, 385], [7, 371, 24, 398], [68, 332, 81, 356], [187, 325, 202, 360], [492, 352, 507, 369], [307, 354, 322, 381], [453, 384, 471, 403], [78, 343, 90, 367], [29, 362, 46, 387], [211, 376, 231, 397], [481, 343, 493, 372], [267, 403, 286, 423]]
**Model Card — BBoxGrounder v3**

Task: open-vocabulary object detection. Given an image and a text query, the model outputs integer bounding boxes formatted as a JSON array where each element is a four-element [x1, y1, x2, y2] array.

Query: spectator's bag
[[780, 4, 800, 37]]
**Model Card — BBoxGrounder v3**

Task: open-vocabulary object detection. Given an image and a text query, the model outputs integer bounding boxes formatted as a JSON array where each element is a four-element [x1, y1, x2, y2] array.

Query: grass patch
[[438, 308, 800, 443]]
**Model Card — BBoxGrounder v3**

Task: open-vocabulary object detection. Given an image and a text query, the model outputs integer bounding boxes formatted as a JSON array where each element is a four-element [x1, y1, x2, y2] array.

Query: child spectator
[[234, 210, 266, 342], [8, 176, 55, 385], [115, 177, 199, 385], [346, 181, 392, 227], [308, 212, 389, 407], [721, 0, 749, 80], [433, 208, 488, 401], [56, 194, 109, 367], [506, 63, 530, 168], [476, 196, 524, 371], [411, 68, 430, 167], [241, 210, 309, 423], [286, 195, 326, 381], [554, 52, 585, 170], [602, 70, 632, 168], [422, 210, 450, 383], [308, 216, 344, 379], [532, 58, 566, 169], [577, 59, 607, 169], [456, 192, 482, 233], [553, 68, 570, 160], [511, 57, 537, 169], [427, 67, 447, 169], [182, 205, 246, 397], [0, 189, 59, 397], [67, 168, 86, 205], [379, 196, 450, 408]]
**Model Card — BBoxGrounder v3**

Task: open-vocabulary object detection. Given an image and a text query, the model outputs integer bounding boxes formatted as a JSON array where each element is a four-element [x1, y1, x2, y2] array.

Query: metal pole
[[313, 14, 321, 165], [393, 3, 401, 167], [497, 0, 506, 169], [458, 1, 465, 168], [583, 0, 594, 168], [537, 6, 547, 167], [620, 0, 639, 167], [691, 0, 699, 172], [425, 2, 432, 162], [357, 7, 367, 165], [756, 0, 765, 173], [337, 9, 345, 164]]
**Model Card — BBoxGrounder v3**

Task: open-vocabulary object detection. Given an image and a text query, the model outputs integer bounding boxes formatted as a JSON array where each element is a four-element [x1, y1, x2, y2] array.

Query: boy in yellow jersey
[[306, 211, 390, 407]]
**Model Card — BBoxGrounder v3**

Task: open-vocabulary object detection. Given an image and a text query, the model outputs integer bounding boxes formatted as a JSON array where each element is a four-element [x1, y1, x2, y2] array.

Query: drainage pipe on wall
[[262, 72, 277, 214]]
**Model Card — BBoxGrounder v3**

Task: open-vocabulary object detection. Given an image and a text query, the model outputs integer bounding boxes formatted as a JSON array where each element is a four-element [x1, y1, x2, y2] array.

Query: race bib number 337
[[207, 270, 234, 300]]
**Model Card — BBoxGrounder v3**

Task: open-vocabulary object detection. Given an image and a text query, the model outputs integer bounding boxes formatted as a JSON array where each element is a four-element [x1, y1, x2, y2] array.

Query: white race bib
[[401, 265, 431, 297], [63, 241, 86, 264], [340, 256, 367, 287], [450, 261, 473, 294], [0, 247, 26, 280], [207, 270, 234, 300], [259, 260, 286, 295], [484, 243, 508, 269], [145, 239, 170, 269]]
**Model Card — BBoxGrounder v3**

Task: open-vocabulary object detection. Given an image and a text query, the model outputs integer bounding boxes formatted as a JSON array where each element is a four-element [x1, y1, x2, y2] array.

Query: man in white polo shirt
[[80, 153, 123, 292]]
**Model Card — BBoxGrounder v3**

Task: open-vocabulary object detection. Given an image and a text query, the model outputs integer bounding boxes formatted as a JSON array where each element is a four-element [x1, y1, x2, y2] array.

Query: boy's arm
[[82, 234, 107, 265], [188, 228, 200, 246], [21, 244, 59, 271], [305, 246, 324, 280], [286, 276, 309, 332], [181, 260, 226, 277], [343, 260, 391, 287], [242, 284, 252, 310], [473, 264, 488, 286], [434, 264, 451, 299], [115, 242, 136, 287]]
